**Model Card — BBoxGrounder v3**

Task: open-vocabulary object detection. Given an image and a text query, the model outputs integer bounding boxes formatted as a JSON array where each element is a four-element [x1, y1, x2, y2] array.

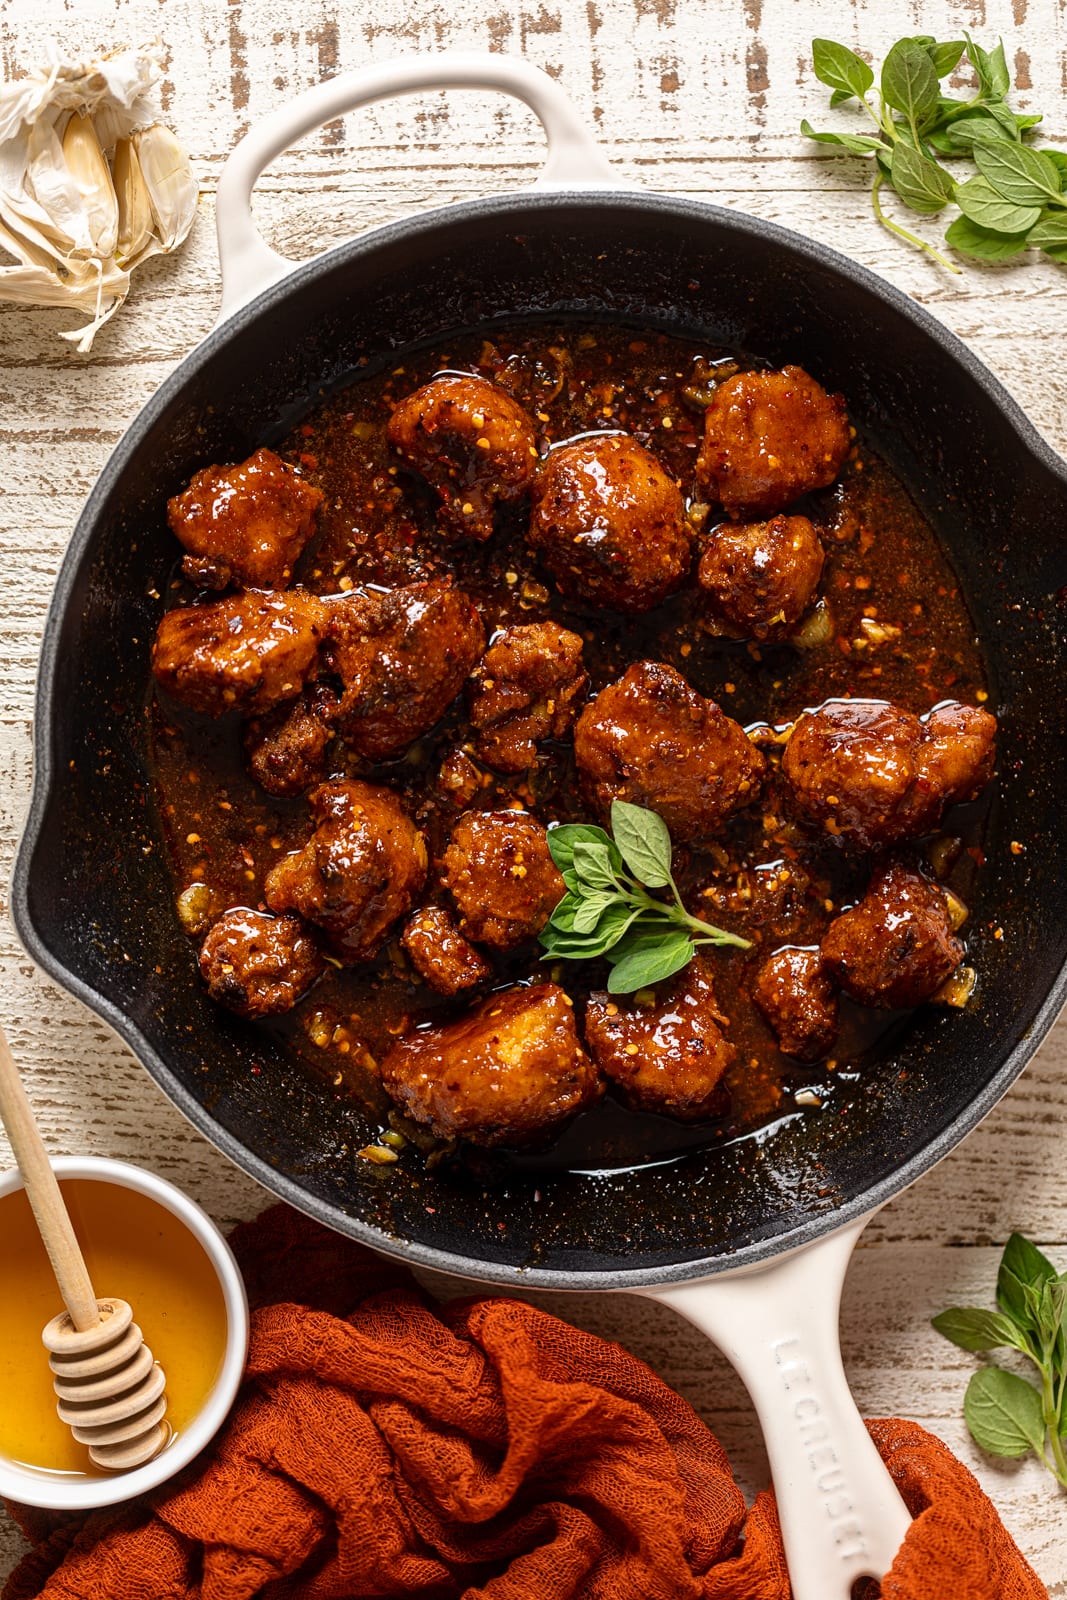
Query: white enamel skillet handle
[[641, 1214, 912, 1599], [215, 52, 616, 320], [213, 52, 912, 1595]]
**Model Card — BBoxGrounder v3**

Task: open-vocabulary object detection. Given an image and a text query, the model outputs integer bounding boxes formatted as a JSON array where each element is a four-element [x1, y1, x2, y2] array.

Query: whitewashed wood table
[[2, 0, 1066, 1590]]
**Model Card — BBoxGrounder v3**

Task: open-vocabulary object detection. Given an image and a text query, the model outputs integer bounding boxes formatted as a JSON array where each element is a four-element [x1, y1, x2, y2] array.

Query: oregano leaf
[[811, 39, 873, 100], [572, 891, 617, 934], [986, 39, 1011, 99], [890, 143, 955, 213], [801, 120, 884, 156], [548, 892, 583, 931], [606, 929, 694, 994], [932, 1306, 1026, 1352], [985, 99, 1025, 141], [973, 140, 1062, 205], [945, 114, 1013, 150], [1039, 150, 1067, 186], [955, 176, 1042, 234], [998, 1233, 1058, 1317], [965, 36, 1009, 101], [571, 841, 620, 891], [964, 1368, 1045, 1459], [1028, 213, 1067, 250], [927, 39, 966, 78], [546, 822, 616, 875], [944, 215, 1032, 260], [881, 38, 939, 126], [610, 800, 673, 888]]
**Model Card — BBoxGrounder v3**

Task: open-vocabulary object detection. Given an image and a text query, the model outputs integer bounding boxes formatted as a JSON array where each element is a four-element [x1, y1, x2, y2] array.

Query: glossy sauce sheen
[[148, 323, 988, 1170], [0, 1182, 228, 1475]]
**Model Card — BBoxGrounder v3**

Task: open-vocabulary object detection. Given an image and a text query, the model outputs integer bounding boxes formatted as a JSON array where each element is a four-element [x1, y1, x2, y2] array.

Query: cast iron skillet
[[12, 56, 1067, 1595]]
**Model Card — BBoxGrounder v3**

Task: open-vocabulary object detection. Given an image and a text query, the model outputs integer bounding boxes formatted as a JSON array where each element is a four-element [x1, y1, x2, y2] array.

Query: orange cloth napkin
[[3, 1204, 1047, 1600]]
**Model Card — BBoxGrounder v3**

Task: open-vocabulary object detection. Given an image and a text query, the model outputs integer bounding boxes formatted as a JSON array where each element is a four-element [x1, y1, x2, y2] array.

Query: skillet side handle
[[215, 52, 616, 321], [640, 1217, 912, 1600]]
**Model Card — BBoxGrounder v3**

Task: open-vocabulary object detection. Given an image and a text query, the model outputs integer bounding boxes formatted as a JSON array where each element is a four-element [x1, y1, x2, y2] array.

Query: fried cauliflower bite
[[325, 581, 485, 760], [466, 621, 588, 773], [696, 366, 850, 518], [264, 780, 427, 965], [782, 697, 997, 849], [380, 983, 599, 1147], [198, 909, 324, 1018], [528, 433, 694, 613], [387, 373, 539, 541], [400, 906, 492, 996], [442, 810, 565, 951], [820, 860, 963, 1009], [697, 514, 825, 640], [244, 682, 339, 797], [573, 661, 765, 842], [168, 447, 323, 591], [751, 947, 839, 1061], [151, 589, 329, 717], [584, 957, 736, 1120]]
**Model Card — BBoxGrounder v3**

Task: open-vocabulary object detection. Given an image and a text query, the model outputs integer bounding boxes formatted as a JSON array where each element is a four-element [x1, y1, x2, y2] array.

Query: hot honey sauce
[[0, 1179, 229, 1476]]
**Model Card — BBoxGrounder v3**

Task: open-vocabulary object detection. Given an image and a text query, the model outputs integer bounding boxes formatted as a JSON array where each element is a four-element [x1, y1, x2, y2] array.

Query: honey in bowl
[[0, 1178, 229, 1476]]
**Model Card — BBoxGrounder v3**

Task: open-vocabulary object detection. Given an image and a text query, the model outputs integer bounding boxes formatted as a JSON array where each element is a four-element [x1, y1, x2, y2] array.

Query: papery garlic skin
[[0, 45, 198, 352]]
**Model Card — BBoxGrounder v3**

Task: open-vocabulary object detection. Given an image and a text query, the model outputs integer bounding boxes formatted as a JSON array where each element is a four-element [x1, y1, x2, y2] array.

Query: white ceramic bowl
[[0, 1155, 249, 1510]]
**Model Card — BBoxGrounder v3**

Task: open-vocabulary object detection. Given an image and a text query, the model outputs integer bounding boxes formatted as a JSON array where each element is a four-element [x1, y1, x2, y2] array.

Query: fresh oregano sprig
[[933, 1233, 1067, 1490], [539, 799, 749, 994], [802, 34, 1067, 271]]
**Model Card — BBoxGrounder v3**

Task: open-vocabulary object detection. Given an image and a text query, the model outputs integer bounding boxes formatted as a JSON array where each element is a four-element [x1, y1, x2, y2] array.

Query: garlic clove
[[112, 136, 153, 266], [134, 123, 198, 252], [61, 112, 118, 258]]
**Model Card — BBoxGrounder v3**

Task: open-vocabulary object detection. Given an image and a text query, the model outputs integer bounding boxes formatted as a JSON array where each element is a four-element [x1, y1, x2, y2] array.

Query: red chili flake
[[299, 452, 319, 471]]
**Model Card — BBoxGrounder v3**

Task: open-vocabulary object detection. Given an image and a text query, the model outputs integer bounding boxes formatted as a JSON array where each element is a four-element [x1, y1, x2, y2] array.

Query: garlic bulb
[[0, 46, 198, 351]]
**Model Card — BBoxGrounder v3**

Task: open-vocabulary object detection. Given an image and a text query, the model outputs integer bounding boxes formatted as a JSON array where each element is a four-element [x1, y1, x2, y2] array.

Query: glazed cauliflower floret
[[244, 682, 338, 797], [528, 433, 694, 613], [584, 957, 735, 1120], [820, 860, 963, 1009], [573, 661, 765, 842], [466, 621, 588, 773], [168, 446, 324, 591], [152, 589, 328, 717], [697, 514, 825, 640], [400, 906, 492, 996], [696, 366, 850, 518], [442, 810, 565, 951], [387, 372, 539, 541], [782, 697, 997, 848], [198, 909, 324, 1018], [380, 983, 600, 1146], [264, 779, 427, 965], [751, 947, 838, 1061], [325, 581, 485, 759]]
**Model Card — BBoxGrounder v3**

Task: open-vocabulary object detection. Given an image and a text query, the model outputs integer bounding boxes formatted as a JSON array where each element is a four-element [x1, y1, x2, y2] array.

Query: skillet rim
[[12, 186, 1067, 1289]]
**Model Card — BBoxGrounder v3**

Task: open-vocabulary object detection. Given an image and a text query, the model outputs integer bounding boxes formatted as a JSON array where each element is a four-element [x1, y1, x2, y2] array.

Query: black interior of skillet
[[15, 193, 1067, 1286]]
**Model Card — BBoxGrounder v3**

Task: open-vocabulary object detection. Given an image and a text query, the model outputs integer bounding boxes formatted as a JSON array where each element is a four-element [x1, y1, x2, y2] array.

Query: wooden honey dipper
[[0, 1025, 169, 1471]]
